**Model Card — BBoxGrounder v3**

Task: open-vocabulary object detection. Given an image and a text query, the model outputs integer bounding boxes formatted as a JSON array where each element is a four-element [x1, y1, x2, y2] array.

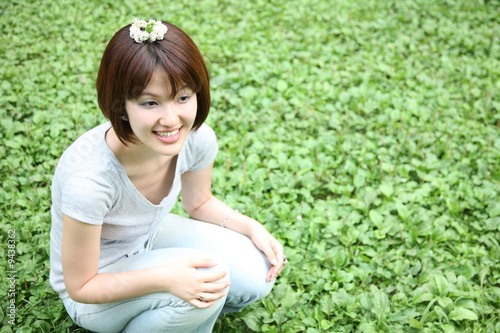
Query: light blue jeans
[[62, 214, 274, 333]]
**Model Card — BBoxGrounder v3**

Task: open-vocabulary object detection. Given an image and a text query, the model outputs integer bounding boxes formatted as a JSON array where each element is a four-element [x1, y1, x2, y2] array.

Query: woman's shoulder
[[55, 123, 117, 177], [185, 123, 218, 152], [179, 123, 218, 172], [189, 123, 216, 142], [68, 122, 111, 153]]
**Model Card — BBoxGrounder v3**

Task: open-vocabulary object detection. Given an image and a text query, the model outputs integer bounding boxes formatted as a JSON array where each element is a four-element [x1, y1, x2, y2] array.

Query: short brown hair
[[96, 21, 210, 145]]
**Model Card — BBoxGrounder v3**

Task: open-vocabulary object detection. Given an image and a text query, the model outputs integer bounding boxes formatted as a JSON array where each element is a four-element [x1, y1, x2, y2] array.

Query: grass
[[1, 0, 499, 332]]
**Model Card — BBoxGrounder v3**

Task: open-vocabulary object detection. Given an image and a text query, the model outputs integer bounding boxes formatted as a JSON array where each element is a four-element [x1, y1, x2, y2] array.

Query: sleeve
[[187, 124, 219, 172], [60, 170, 115, 225]]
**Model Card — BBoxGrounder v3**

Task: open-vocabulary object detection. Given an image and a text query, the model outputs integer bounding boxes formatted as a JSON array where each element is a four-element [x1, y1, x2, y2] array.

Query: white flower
[[129, 25, 148, 43], [152, 24, 168, 41], [139, 31, 150, 42], [129, 18, 168, 43], [132, 18, 147, 29]]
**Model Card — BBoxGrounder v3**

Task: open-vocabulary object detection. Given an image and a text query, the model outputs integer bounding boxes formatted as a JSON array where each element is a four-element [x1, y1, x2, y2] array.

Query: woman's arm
[[181, 163, 286, 281], [61, 214, 229, 305]]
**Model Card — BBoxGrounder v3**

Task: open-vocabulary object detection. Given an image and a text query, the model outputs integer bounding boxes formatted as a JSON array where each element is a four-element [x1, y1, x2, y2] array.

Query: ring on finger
[[199, 293, 206, 302]]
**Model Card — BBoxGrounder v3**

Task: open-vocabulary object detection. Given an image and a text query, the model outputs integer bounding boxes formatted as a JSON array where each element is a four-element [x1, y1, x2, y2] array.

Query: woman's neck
[[105, 127, 174, 177]]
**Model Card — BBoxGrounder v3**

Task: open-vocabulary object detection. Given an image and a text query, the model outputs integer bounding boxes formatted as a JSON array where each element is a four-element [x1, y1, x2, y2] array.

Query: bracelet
[[221, 209, 239, 228]]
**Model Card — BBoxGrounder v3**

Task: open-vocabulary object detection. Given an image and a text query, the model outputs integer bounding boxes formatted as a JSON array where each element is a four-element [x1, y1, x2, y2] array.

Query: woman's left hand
[[250, 225, 286, 282]]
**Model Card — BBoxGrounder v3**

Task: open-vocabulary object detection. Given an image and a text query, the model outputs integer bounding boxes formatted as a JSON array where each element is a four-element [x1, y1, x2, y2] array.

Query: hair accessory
[[221, 209, 239, 228], [129, 18, 168, 43]]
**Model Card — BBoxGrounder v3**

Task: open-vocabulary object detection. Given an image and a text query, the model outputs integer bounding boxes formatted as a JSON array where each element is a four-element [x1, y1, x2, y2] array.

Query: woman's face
[[125, 70, 197, 157]]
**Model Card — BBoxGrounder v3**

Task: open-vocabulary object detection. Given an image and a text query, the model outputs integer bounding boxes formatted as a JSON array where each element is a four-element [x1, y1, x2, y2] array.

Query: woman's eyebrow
[[139, 86, 192, 97]]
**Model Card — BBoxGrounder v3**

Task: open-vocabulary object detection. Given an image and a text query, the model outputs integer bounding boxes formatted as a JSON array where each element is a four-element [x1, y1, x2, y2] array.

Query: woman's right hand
[[63, 215, 229, 305], [159, 257, 230, 308]]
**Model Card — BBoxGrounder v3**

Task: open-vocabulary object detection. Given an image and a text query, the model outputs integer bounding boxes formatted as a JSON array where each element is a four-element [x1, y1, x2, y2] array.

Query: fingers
[[187, 256, 219, 268], [191, 259, 230, 308], [273, 241, 285, 267], [201, 280, 230, 293], [199, 269, 228, 284], [267, 265, 281, 282], [198, 290, 227, 302], [261, 241, 280, 267], [190, 289, 228, 309], [186, 256, 229, 284], [191, 299, 216, 309], [266, 241, 286, 282], [186, 257, 229, 283], [267, 260, 286, 281]]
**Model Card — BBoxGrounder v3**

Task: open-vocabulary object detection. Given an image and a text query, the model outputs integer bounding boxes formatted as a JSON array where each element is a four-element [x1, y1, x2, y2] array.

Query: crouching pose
[[49, 18, 286, 332]]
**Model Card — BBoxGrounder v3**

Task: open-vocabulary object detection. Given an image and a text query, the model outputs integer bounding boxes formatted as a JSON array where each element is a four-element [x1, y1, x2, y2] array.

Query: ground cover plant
[[1, 0, 499, 332]]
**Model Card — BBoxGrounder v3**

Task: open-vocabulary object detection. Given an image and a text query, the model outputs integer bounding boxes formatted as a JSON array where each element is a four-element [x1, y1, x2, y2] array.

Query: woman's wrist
[[241, 216, 267, 239], [222, 210, 263, 238], [220, 209, 240, 228]]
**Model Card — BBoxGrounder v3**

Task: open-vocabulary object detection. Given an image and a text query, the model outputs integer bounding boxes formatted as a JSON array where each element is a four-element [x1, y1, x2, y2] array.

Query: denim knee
[[122, 294, 227, 333], [224, 275, 274, 313]]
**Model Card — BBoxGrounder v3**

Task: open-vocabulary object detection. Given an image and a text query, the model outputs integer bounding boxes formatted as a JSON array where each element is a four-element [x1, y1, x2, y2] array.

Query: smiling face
[[124, 70, 197, 158]]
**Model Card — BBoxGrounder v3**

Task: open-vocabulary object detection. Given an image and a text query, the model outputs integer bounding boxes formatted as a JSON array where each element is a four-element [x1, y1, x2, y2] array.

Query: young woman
[[49, 19, 286, 332]]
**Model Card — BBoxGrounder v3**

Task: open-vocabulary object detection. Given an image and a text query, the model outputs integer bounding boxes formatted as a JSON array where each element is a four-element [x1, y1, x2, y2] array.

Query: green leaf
[[413, 292, 434, 303], [272, 308, 288, 326], [354, 171, 366, 188], [241, 311, 262, 331], [276, 80, 288, 92], [396, 202, 410, 221], [446, 198, 461, 214], [488, 202, 500, 217], [448, 307, 479, 321], [301, 318, 317, 327], [320, 319, 332, 330], [379, 183, 394, 198], [433, 274, 449, 296], [409, 318, 424, 329], [358, 321, 378, 333], [369, 210, 384, 225], [238, 86, 257, 99]]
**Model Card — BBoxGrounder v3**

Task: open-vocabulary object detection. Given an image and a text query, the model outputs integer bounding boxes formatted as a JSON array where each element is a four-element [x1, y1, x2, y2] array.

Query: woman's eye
[[141, 101, 158, 106], [178, 95, 191, 103]]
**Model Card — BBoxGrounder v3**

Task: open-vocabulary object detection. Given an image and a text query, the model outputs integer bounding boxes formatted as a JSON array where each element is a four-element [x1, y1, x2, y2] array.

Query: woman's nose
[[158, 104, 178, 126]]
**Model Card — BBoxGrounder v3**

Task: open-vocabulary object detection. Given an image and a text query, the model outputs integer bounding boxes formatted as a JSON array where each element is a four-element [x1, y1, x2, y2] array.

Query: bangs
[[125, 44, 202, 101]]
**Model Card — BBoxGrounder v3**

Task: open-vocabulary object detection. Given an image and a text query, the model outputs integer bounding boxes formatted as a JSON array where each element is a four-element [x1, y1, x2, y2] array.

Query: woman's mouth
[[154, 128, 180, 138], [153, 128, 182, 143]]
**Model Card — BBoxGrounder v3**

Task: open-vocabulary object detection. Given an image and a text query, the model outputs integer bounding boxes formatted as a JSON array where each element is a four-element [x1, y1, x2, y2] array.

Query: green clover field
[[1, 0, 499, 332]]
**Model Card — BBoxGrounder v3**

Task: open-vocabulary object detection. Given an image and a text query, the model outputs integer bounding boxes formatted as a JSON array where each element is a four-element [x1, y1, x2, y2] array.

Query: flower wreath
[[129, 18, 168, 43]]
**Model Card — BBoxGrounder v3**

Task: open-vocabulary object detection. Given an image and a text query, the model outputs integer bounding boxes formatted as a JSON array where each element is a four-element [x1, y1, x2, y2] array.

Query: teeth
[[155, 129, 179, 138]]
